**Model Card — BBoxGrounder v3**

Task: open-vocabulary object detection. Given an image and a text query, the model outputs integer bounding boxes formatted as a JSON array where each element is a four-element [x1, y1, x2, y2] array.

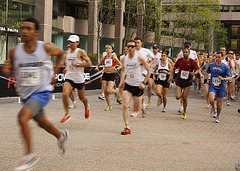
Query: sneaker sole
[[14, 156, 40, 171], [60, 116, 72, 123]]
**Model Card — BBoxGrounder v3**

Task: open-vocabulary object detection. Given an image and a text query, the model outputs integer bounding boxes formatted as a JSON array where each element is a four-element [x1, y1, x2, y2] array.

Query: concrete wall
[[75, 19, 88, 35]]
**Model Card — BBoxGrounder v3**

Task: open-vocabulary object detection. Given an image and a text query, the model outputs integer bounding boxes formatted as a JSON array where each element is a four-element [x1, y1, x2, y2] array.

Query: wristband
[[76, 63, 80, 67], [142, 81, 146, 85]]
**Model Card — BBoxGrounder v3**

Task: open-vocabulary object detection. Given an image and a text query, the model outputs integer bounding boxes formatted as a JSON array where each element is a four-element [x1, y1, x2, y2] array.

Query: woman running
[[95, 45, 122, 111], [153, 51, 173, 112]]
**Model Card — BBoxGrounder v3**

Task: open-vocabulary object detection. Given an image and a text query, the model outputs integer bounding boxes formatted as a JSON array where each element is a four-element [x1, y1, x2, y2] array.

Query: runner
[[147, 44, 161, 106], [176, 42, 199, 113], [2, 18, 68, 171], [134, 37, 155, 117], [174, 48, 202, 119], [153, 50, 173, 112], [95, 45, 122, 111], [119, 40, 150, 135], [227, 50, 238, 102], [60, 35, 92, 123], [201, 55, 214, 108], [206, 51, 232, 123]]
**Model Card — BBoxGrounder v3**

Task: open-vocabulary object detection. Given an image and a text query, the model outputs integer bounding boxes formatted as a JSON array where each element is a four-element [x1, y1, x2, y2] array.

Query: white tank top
[[13, 41, 54, 100], [124, 54, 143, 86], [65, 48, 85, 83], [157, 61, 169, 81]]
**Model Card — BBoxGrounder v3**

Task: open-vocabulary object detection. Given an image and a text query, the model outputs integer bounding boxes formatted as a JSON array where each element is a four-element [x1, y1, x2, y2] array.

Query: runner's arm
[[152, 63, 159, 80], [72, 49, 92, 67], [139, 56, 151, 84], [113, 54, 122, 71], [119, 57, 126, 88], [2, 47, 15, 76], [95, 56, 105, 71]]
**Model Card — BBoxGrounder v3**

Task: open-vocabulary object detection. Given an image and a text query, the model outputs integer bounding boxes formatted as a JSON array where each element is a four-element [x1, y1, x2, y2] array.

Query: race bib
[[212, 77, 221, 86], [175, 69, 179, 74], [105, 59, 112, 67], [159, 73, 167, 81], [126, 72, 141, 81], [180, 70, 189, 80], [20, 67, 40, 86]]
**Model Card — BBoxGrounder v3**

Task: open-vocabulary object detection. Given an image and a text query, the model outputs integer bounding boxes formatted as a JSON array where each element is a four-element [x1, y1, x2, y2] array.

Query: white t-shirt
[[176, 49, 197, 61], [135, 48, 154, 75], [151, 52, 162, 72], [236, 58, 240, 75]]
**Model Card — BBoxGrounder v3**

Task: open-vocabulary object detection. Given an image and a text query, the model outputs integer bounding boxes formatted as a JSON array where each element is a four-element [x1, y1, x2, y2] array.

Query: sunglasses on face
[[228, 53, 233, 55], [127, 45, 136, 48]]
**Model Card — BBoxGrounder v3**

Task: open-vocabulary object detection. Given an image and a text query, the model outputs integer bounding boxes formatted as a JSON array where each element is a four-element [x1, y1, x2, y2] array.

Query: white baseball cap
[[67, 35, 80, 42]]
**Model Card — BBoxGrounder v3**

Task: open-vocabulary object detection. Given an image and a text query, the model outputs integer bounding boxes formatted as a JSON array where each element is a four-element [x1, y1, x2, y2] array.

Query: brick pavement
[[0, 85, 240, 171]]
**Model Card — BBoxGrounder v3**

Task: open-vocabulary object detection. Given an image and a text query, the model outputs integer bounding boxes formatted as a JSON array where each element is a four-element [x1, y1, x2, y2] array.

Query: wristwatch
[[76, 63, 80, 67]]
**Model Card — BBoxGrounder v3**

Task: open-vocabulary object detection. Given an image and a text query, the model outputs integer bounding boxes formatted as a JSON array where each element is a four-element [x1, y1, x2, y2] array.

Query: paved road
[[1, 85, 240, 171]]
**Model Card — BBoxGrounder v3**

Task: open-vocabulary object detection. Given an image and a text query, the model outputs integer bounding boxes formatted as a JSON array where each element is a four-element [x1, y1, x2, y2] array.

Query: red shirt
[[174, 58, 199, 79]]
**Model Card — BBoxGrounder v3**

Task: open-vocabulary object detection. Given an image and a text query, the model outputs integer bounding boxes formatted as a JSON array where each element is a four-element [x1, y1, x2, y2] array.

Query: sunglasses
[[127, 45, 136, 48], [228, 53, 233, 55]]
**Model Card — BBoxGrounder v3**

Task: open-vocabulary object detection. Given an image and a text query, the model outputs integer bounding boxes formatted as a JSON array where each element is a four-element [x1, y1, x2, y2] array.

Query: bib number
[[20, 67, 40, 86], [180, 70, 189, 80], [212, 77, 221, 86], [105, 59, 112, 67], [126, 72, 140, 81], [159, 73, 167, 81]]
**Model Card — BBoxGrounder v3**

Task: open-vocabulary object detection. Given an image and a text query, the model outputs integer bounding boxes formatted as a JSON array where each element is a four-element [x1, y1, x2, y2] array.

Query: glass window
[[236, 6, 240, 12], [229, 6, 234, 12], [223, 6, 229, 12]]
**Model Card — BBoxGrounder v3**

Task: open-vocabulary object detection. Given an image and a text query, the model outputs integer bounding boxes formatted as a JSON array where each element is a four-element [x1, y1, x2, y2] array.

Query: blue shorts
[[209, 86, 225, 98], [23, 90, 51, 109]]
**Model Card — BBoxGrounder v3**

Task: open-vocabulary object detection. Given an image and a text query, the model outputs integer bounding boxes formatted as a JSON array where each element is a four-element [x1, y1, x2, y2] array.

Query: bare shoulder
[[9, 46, 17, 60], [44, 43, 56, 52]]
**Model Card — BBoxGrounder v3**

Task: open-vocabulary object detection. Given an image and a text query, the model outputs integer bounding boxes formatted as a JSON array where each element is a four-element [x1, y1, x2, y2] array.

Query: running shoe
[[116, 98, 122, 104], [238, 109, 240, 113], [157, 97, 162, 107], [85, 104, 90, 119], [98, 94, 105, 100], [130, 112, 139, 117], [58, 130, 69, 154], [182, 113, 186, 119], [60, 114, 71, 123], [231, 95, 236, 100], [105, 105, 112, 111], [162, 107, 166, 112], [142, 103, 147, 118], [201, 94, 205, 98], [215, 116, 220, 123], [206, 104, 211, 109], [151, 92, 155, 95], [69, 101, 77, 109], [227, 101, 231, 106], [146, 101, 151, 107], [198, 90, 201, 94], [178, 107, 183, 113], [14, 154, 40, 171], [121, 128, 131, 135]]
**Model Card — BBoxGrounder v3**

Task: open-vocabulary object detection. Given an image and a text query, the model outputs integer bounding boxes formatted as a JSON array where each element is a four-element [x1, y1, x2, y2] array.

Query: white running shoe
[[69, 101, 77, 109], [58, 130, 69, 154], [206, 104, 211, 109], [14, 154, 40, 171], [130, 112, 139, 117], [162, 107, 166, 112], [215, 116, 220, 123], [227, 101, 230, 106], [98, 94, 105, 100], [178, 107, 183, 113]]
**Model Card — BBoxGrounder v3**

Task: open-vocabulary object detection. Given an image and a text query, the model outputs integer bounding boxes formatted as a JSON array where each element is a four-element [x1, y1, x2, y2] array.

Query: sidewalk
[[0, 86, 240, 171]]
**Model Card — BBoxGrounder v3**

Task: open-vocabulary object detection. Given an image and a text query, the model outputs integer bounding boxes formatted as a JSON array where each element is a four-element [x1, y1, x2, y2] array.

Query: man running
[[2, 18, 68, 171], [206, 51, 232, 123], [174, 48, 202, 119], [119, 40, 151, 135], [60, 35, 92, 123], [134, 37, 155, 117]]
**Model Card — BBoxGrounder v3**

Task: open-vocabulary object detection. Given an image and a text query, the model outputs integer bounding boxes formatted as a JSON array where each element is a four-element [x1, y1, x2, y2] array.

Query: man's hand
[[2, 60, 12, 76]]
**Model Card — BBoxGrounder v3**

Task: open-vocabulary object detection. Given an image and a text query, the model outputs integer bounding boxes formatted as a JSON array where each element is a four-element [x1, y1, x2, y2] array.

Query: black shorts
[[203, 79, 208, 84], [102, 73, 115, 82], [176, 77, 192, 88], [124, 83, 144, 97], [238, 77, 240, 81], [65, 79, 85, 90], [155, 80, 170, 88]]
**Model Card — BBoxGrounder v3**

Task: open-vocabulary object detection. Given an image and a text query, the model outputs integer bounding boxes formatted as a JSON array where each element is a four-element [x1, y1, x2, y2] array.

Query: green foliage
[[87, 53, 98, 64]]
